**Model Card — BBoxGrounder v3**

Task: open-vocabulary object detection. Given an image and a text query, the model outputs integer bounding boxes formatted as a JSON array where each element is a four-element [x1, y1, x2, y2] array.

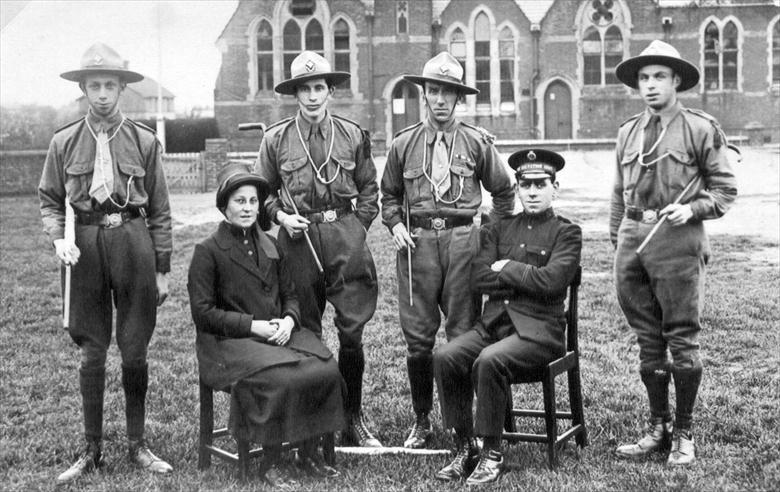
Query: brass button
[[248, 251, 253, 256], [503, 300, 509, 305]]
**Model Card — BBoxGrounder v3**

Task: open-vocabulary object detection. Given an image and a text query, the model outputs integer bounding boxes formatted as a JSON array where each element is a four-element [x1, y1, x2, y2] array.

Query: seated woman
[[187, 162, 344, 485]]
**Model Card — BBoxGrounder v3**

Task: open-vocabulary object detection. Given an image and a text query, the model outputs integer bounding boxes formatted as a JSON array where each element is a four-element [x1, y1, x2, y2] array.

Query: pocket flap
[[668, 148, 695, 166], [64, 160, 93, 176], [333, 158, 356, 171], [450, 164, 474, 177], [620, 150, 639, 165], [281, 156, 308, 172], [118, 160, 146, 177], [526, 244, 549, 257], [403, 165, 425, 179]]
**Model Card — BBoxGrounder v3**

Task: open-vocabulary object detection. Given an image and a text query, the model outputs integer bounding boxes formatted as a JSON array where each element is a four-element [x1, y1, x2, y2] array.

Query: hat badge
[[527, 151, 537, 161], [92, 54, 104, 65], [440, 65, 449, 75], [305, 60, 315, 72]]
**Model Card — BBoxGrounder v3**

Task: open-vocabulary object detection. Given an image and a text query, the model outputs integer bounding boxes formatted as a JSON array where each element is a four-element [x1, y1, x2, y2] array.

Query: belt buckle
[[322, 209, 337, 223], [642, 210, 658, 224], [431, 217, 446, 231], [106, 213, 123, 228]]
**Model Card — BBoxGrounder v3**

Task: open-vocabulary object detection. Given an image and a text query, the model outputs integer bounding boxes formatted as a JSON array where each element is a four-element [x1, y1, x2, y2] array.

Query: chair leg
[[322, 432, 336, 466], [568, 365, 588, 448], [504, 385, 517, 433], [199, 380, 214, 470], [237, 438, 250, 482], [542, 373, 558, 470]]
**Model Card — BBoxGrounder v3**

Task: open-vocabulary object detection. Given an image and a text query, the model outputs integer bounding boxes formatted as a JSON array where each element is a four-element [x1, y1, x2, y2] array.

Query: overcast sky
[[0, 0, 238, 111]]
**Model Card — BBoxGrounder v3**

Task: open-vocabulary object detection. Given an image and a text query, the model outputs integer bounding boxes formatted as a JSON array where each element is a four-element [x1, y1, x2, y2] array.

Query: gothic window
[[578, 0, 627, 87], [474, 12, 490, 104], [283, 20, 301, 80], [397, 1, 408, 34], [449, 28, 466, 74], [305, 20, 324, 55], [499, 27, 515, 106], [256, 20, 273, 92], [772, 19, 780, 85], [703, 19, 740, 91], [333, 19, 350, 73]]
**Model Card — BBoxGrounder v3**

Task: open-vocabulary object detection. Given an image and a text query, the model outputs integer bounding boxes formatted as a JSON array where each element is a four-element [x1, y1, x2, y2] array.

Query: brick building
[[214, 0, 780, 151]]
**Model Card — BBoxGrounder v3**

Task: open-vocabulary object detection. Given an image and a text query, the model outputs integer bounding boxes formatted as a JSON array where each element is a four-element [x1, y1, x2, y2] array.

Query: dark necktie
[[308, 124, 327, 168], [635, 114, 662, 206], [642, 114, 661, 159]]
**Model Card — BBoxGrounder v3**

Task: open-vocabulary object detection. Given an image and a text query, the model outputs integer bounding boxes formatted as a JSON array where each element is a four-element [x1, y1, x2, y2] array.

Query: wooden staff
[[281, 183, 324, 274], [405, 195, 413, 307], [635, 174, 701, 255], [63, 200, 75, 329]]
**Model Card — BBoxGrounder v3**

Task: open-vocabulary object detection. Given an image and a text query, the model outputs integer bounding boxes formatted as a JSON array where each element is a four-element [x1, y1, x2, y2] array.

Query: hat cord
[[84, 116, 133, 209], [422, 129, 464, 204], [294, 116, 339, 185]]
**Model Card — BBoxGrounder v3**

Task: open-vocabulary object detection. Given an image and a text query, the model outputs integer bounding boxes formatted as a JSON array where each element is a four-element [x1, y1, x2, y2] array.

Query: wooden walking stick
[[280, 183, 324, 274], [405, 195, 413, 307], [63, 200, 75, 329]]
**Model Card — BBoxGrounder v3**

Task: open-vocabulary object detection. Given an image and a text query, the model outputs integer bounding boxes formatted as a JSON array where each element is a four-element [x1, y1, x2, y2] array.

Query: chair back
[[565, 266, 582, 354]]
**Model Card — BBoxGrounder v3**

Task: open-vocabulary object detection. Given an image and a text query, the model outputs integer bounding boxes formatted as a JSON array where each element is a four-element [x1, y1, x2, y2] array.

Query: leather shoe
[[435, 437, 478, 481], [667, 430, 695, 466], [129, 440, 173, 474], [56, 440, 103, 484], [342, 412, 383, 447], [404, 412, 432, 448], [466, 449, 504, 486], [615, 418, 673, 459], [263, 464, 299, 489]]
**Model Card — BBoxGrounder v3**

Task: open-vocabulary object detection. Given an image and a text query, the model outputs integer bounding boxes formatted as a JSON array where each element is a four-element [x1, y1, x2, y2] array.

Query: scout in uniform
[[433, 149, 581, 485], [254, 51, 382, 447], [380, 52, 515, 449], [38, 43, 173, 483], [611, 40, 737, 466]]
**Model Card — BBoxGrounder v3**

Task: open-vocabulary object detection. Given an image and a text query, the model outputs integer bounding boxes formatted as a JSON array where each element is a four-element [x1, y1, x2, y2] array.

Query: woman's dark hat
[[60, 43, 144, 83], [274, 51, 351, 95], [508, 149, 565, 180], [215, 162, 270, 210], [615, 40, 700, 92], [403, 52, 479, 95]]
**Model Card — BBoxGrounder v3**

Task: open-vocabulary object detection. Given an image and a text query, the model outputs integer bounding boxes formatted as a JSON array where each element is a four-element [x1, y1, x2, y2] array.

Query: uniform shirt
[[472, 209, 582, 351], [381, 119, 515, 231], [609, 102, 737, 245], [255, 112, 379, 230], [38, 110, 172, 273]]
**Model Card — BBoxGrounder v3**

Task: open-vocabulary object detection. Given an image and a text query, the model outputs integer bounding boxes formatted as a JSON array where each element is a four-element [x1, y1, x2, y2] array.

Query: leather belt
[[626, 207, 660, 224], [301, 207, 352, 224], [409, 215, 473, 231], [76, 210, 141, 229]]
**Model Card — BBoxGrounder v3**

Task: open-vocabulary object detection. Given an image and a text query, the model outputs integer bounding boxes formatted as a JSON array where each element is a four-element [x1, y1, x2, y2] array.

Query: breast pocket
[[526, 244, 550, 267], [666, 148, 698, 191], [620, 149, 640, 201], [63, 160, 94, 201], [403, 164, 426, 203], [330, 157, 357, 198], [280, 156, 310, 194], [450, 155, 476, 200]]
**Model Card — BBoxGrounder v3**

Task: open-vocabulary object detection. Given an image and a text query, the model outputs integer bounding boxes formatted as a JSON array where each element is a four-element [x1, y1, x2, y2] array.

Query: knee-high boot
[[640, 363, 672, 423], [672, 366, 703, 431]]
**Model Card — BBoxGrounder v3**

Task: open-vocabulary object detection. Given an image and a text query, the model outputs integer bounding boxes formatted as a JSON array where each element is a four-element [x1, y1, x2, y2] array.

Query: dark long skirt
[[228, 353, 345, 445]]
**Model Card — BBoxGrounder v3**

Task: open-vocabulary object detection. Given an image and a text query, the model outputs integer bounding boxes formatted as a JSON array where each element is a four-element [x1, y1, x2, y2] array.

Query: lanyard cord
[[421, 129, 464, 204], [295, 117, 339, 185], [84, 116, 132, 209], [638, 124, 670, 167]]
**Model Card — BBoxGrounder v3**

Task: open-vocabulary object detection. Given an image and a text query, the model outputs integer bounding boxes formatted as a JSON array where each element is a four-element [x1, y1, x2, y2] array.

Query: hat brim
[[403, 75, 479, 95], [615, 55, 700, 92], [274, 72, 351, 95], [60, 67, 144, 83], [216, 174, 270, 209]]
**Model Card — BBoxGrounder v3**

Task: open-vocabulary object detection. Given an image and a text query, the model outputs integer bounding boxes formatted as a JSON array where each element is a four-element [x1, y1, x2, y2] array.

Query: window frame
[[767, 15, 780, 92], [699, 15, 743, 93]]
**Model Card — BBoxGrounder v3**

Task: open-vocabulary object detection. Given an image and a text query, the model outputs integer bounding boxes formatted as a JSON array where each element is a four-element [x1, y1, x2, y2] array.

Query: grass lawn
[[1, 194, 778, 491]]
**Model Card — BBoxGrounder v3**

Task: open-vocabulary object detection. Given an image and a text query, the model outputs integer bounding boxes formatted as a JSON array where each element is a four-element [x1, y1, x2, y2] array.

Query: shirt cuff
[[155, 252, 171, 274]]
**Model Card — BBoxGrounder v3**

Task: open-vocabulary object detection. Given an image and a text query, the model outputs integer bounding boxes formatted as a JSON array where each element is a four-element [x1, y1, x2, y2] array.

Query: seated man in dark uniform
[[433, 149, 582, 485]]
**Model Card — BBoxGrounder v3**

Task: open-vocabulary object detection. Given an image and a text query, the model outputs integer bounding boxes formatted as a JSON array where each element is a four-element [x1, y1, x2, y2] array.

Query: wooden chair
[[198, 378, 337, 480], [502, 266, 587, 469]]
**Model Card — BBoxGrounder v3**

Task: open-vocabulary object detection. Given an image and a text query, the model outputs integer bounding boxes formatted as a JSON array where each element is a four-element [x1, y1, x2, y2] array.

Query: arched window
[[256, 20, 273, 92], [283, 20, 301, 79], [396, 1, 408, 34], [604, 26, 623, 84], [772, 19, 780, 86], [333, 19, 350, 73], [583, 28, 601, 85], [305, 19, 324, 55], [703, 19, 741, 91], [499, 27, 515, 107], [474, 12, 490, 104], [449, 28, 466, 74]]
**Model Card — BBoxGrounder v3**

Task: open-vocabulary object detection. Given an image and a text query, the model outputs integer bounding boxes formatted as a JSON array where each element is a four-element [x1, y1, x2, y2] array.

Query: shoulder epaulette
[[264, 116, 295, 132], [127, 119, 156, 135], [393, 121, 423, 139], [460, 121, 495, 145], [619, 112, 643, 128], [332, 114, 362, 129], [683, 107, 726, 148], [54, 117, 84, 134]]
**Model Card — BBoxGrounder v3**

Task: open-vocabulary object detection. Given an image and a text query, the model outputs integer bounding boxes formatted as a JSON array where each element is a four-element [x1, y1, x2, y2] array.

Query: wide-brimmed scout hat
[[274, 51, 351, 95], [403, 51, 479, 95], [508, 149, 565, 180], [60, 43, 144, 83], [215, 162, 270, 211], [615, 40, 700, 92]]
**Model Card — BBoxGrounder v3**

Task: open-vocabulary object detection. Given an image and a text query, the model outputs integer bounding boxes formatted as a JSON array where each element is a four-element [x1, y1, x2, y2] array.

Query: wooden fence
[[161, 151, 258, 194]]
